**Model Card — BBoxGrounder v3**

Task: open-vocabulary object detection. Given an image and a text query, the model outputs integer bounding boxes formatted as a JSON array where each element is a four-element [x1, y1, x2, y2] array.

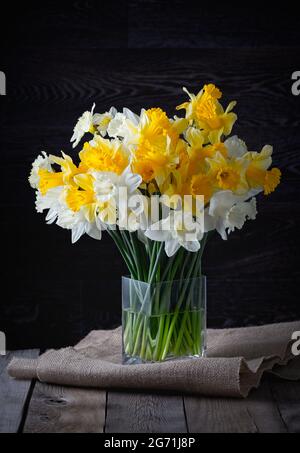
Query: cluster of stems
[[108, 228, 208, 362]]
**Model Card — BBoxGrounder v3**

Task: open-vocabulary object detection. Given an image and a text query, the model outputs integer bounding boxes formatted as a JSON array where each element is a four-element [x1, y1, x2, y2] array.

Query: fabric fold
[[8, 321, 300, 398]]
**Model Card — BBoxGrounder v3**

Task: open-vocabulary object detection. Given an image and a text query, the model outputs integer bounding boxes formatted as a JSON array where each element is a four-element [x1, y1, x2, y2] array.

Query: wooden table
[[1, 351, 300, 433]]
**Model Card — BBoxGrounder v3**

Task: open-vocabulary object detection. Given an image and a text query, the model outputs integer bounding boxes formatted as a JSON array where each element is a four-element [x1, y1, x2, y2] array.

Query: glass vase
[[122, 276, 206, 364]]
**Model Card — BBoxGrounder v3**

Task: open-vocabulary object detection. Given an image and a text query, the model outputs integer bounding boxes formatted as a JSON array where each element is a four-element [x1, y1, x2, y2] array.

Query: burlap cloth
[[8, 321, 300, 398]]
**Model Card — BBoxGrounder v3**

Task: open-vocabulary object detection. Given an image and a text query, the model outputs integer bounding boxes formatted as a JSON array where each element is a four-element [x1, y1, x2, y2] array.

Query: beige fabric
[[8, 321, 300, 398]]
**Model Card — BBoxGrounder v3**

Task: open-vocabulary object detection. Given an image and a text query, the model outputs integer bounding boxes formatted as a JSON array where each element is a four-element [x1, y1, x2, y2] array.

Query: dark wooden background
[[1, 1, 300, 350]]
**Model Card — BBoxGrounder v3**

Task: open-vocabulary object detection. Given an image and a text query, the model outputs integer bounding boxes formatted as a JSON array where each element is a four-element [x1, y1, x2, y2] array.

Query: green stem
[[107, 229, 137, 278], [153, 315, 165, 361], [160, 251, 199, 361], [172, 234, 209, 356], [130, 232, 148, 282], [120, 230, 140, 278], [131, 243, 164, 354]]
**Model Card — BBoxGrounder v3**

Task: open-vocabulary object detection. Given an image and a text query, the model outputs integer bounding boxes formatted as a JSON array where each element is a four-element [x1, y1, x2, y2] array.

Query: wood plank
[[2, 49, 300, 130], [184, 377, 296, 433], [1, 2, 128, 50], [0, 350, 39, 433], [184, 395, 258, 433], [129, 1, 300, 49], [105, 392, 187, 433], [1, 2, 299, 52], [269, 378, 300, 433], [245, 380, 288, 433], [24, 383, 107, 433]]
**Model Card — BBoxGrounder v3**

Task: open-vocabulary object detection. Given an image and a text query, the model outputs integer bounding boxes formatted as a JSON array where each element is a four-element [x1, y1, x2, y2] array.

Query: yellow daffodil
[[163, 170, 214, 212], [189, 142, 229, 177], [65, 174, 97, 222], [204, 142, 228, 159], [132, 133, 182, 187], [37, 152, 88, 196], [183, 127, 228, 178], [177, 84, 237, 144], [50, 152, 87, 183], [144, 108, 177, 142], [109, 107, 187, 188], [206, 152, 249, 194], [34, 151, 87, 196], [245, 146, 281, 195], [79, 136, 129, 175], [183, 127, 205, 175], [64, 172, 116, 226], [163, 131, 226, 208], [190, 173, 214, 205], [38, 169, 64, 196], [131, 109, 184, 184], [143, 108, 187, 143]]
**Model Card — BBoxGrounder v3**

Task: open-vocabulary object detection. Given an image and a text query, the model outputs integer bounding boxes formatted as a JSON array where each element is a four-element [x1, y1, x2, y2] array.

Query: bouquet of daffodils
[[29, 84, 281, 363]]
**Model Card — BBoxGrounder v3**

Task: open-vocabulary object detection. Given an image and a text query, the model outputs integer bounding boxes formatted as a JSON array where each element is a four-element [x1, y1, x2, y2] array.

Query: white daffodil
[[107, 112, 127, 138], [29, 152, 53, 189], [224, 136, 248, 158], [71, 103, 96, 148], [44, 187, 104, 244], [225, 199, 257, 233], [35, 186, 64, 218], [93, 107, 117, 137], [92, 166, 142, 203], [56, 206, 103, 244], [92, 166, 143, 227], [208, 190, 257, 240], [107, 108, 140, 140], [35, 180, 104, 244], [145, 210, 204, 257]]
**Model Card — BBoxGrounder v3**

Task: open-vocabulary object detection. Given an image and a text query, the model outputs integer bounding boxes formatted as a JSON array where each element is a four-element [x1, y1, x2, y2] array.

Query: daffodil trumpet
[[29, 84, 281, 363]]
